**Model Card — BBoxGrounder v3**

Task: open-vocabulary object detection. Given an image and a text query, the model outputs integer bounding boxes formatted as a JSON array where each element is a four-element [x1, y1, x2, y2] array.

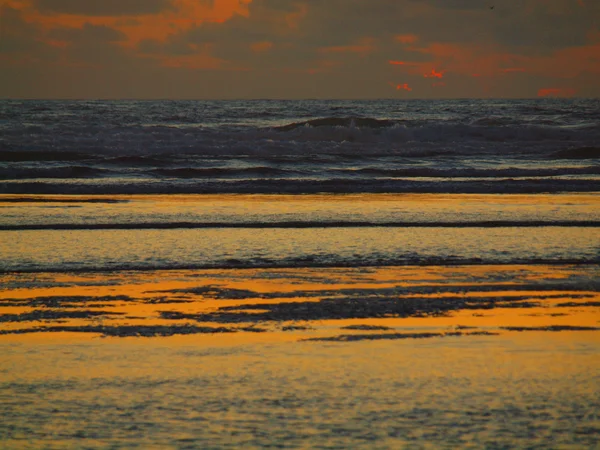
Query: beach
[[1, 99, 599, 448], [2, 261, 599, 448]]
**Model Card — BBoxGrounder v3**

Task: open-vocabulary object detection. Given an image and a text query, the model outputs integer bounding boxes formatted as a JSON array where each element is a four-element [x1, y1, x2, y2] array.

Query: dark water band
[[1, 220, 599, 231]]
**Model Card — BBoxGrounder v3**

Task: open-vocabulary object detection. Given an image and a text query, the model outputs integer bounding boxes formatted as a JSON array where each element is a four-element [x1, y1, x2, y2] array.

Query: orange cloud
[[407, 42, 526, 78], [250, 41, 273, 52], [45, 39, 69, 49], [390, 59, 445, 79], [388, 82, 412, 92], [424, 69, 444, 78], [389, 60, 419, 66], [537, 88, 576, 97], [305, 60, 342, 75], [526, 43, 600, 78], [3, 0, 29, 8], [395, 34, 418, 44], [396, 39, 600, 82], [12, 0, 253, 48]]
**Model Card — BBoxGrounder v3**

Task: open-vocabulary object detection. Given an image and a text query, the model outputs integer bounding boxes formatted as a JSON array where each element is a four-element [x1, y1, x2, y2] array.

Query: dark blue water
[[1, 99, 599, 194]]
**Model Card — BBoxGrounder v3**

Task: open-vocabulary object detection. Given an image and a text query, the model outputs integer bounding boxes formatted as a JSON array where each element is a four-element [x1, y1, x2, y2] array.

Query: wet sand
[[1, 265, 599, 448]]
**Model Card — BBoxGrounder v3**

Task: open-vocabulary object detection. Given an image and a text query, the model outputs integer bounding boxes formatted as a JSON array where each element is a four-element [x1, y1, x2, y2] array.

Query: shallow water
[[3, 226, 600, 272], [1, 261, 599, 448], [1, 333, 599, 449], [1, 193, 599, 272]]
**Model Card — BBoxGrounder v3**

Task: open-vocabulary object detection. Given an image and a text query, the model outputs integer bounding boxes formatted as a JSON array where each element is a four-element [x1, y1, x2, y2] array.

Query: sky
[[1, 0, 599, 99]]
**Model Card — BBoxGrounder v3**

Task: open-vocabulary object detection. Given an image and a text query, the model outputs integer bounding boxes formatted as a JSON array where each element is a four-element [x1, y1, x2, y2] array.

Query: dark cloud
[[0, 7, 40, 54], [0, 6, 57, 57], [33, 0, 173, 16]]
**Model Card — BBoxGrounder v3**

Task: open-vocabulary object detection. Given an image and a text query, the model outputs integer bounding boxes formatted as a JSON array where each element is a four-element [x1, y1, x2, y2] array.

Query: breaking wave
[[274, 117, 402, 131], [262, 117, 600, 147], [0, 151, 95, 162]]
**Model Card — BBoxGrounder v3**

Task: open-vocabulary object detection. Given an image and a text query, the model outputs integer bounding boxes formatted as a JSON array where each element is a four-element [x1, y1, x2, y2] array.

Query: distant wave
[[3, 220, 598, 231], [0, 166, 110, 180], [152, 167, 297, 178], [3, 122, 599, 159], [274, 117, 401, 131], [2, 178, 598, 194], [266, 118, 600, 145], [160, 114, 202, 124], [0, 151, 94, 162]]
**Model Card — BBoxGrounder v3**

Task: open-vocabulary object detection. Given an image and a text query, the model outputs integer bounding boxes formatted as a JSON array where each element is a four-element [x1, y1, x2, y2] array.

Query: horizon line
[[1, 97, 597, 101]]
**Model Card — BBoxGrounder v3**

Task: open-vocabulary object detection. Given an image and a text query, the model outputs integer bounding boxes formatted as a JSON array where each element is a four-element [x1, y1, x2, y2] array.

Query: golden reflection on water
[[1, 194, 599, 448], [2, 193, 599, 227], [2, 331, 598, 449], [1, 265, 598, 344]]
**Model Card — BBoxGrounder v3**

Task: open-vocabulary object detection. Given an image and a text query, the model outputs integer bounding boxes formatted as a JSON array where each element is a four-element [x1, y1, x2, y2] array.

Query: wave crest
[[274, 117, 400, 131]]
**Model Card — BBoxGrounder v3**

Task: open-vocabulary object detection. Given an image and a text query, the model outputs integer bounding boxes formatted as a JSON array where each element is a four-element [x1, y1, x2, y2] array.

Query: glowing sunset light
[[424, 69, 444, 78], [388, 82, 412, 92]]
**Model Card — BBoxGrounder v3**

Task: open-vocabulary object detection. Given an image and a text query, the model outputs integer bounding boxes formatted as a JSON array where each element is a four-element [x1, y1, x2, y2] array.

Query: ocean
[[1, 98, 599, 196], [1, 99, 599, 448], [1, 98, 599, 272]]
